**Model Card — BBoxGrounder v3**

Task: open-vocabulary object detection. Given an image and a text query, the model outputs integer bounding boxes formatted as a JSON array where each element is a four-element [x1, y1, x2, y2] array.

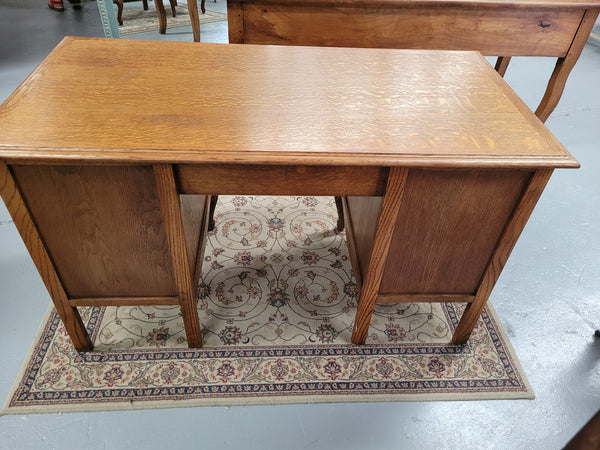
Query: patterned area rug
[[3, 196, 533, 414], [119, 3, 227, 36]]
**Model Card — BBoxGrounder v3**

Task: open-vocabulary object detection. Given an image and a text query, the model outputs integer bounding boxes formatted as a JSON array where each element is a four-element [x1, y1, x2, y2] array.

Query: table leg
[[154, 164, 203, 348], [494, 56, 511, 78], [188, 0, 201, 42], [0, 161, 93, 352], [334, 196, 345, 232], [208, 195, 218, 231], [452, 169, 553, 344], [535, 10, 599, 122], [155, 0, 167, 34], [168, 0, 177, 16], [351, 167, 409, 345], [113, 0, 123, 25]]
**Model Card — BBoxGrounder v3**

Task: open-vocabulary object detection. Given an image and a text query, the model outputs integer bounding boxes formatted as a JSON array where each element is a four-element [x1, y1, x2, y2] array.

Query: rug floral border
[[3, 302, 533, 414]]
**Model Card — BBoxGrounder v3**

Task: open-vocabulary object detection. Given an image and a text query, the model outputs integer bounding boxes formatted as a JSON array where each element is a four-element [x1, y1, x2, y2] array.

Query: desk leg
[[535, 10, 599, 122], [452, 169, 553, 344], [0, 162, 93, 352], [154, 164, 203, 348], [188, 0, 201, 42], [351, 167, 409, 345]]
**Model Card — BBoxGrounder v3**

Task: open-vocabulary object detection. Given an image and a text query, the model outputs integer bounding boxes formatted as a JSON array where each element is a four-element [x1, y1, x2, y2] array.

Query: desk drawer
[[235, 4, 584, 57], [175, 164, 389, 196]]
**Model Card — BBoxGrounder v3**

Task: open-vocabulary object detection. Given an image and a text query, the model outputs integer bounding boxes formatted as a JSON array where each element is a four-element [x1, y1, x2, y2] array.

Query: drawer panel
[[239, 4, 583, 57], [176, 164, 389, 196]]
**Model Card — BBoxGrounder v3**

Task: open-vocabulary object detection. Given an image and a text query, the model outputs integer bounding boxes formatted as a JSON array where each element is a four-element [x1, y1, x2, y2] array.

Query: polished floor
[[0, 1, 599, 448]]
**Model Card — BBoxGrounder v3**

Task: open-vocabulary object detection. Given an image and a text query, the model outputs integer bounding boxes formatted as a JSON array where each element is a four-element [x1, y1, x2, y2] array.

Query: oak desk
[[227, 0, 600, 122], [0, 37, 577, 351]]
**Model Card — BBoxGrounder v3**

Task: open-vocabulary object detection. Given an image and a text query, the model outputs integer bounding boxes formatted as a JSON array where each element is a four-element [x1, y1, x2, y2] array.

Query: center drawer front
[[175, 164, 389, 196]]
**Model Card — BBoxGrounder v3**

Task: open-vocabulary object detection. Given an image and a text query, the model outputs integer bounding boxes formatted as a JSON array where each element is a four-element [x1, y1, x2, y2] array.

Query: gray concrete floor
[[0, 1, 599, 448]]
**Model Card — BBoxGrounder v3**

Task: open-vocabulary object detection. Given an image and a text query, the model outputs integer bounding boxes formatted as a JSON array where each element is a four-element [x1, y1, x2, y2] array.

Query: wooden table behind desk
[[227, 0, 600, 122]]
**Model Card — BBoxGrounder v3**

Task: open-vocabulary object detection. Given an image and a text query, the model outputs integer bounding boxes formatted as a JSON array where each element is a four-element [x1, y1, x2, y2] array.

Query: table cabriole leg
[[535, 9, 599, 122], [494, 56, 511, 77], [155, 0, 167, 34], [188, 0, 201, 42]]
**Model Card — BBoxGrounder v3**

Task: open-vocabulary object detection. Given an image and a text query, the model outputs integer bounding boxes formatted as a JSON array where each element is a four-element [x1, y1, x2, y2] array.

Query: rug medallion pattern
[[4, 196, 533, 413]]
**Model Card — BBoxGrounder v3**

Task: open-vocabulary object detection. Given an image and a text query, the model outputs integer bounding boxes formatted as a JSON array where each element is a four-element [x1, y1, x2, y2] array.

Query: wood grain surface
[[11, 164, 176, 298], [351, 167, 409, 345], [343, 196, 384, 285], [0, 162, 93, 351], [0, 37, 576, 169], [176, 164, 388, 195], [154, 164, 203, 348], [379, 168, 532, 294], [238, 4, 583, 57], [452, 168, 553, 344]]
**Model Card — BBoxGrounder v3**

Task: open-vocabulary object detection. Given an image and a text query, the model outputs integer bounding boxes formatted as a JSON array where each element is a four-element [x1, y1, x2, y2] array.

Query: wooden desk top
[[0, 37, 577, 168]]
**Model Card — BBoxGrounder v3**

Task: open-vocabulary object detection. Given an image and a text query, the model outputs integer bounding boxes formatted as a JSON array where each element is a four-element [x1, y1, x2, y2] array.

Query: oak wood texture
[[351, 167, 409, 345], [154, 164, 203, 348], [180, 194, 208, 276], [452, 168, 553, 344], [376, 294, 475, 304], [69, 297, 180, 307], [3, 162, 206, 350], [235, 4, 582, 56], [11, 165, 175, 298], [0, 39, 579, 348], [379, 168, 531, 295], [0, 38, 577, 169], [227, 0, 600, 121], [343, 196, 384, 286], [0, 162, 93, 352], [176, 164, 389, 195], [348, 168, 551, 345]]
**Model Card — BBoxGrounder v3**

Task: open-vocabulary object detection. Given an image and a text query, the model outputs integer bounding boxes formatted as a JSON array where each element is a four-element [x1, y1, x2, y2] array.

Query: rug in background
[[3, 196, 533, 414], [119, 4, 226, 36]]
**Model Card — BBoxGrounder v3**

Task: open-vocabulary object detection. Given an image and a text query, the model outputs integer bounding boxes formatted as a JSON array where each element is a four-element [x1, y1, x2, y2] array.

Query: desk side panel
[[379, 168, 532, 295], [11, 165, 176, 298], [239, 4, 582, 56]]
